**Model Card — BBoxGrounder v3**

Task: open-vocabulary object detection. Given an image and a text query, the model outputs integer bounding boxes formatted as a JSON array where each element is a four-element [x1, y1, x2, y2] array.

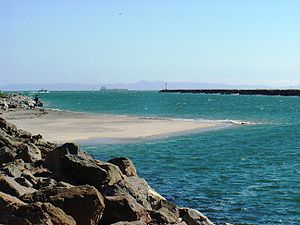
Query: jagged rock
[[22, 185, 105, 225], [0, 174, 36, 197], [1, 159, 27, 177], [102, 176, 152, 209], [150, 200, 180, 224], [148, 188, 166, 209], [44, 142, 91, 171], [180, 208, 214, 225], [0, 191, 26, 208], [34, 139, 56, 158], [0, 100, 8, 111], [16, 143, 42, 163], [0, 201, 76, 225], [16, 129, 32, 139], [108, 157, 137, 177], [0, 146, 16, 164], [0, 117, 17, 135], [44, 143, 123, 187], [0, 129, 20, 148], [100, 194, 151, 225], [35, 177, 58, 189]]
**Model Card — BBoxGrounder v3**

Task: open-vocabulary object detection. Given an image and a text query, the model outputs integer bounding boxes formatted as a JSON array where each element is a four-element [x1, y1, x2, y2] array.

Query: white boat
[[36, 89, 49, 93]]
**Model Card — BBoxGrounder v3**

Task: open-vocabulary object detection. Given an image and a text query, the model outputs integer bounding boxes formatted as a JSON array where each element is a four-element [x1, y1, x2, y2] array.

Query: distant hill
[[0, 81, 272, 91]]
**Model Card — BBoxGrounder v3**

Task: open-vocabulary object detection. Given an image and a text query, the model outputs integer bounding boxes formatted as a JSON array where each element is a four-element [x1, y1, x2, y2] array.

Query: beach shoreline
[[1, 108, 228, 144]]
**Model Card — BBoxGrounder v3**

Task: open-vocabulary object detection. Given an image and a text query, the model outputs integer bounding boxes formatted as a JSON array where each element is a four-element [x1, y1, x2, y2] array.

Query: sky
[[1, 0, 300, 87]]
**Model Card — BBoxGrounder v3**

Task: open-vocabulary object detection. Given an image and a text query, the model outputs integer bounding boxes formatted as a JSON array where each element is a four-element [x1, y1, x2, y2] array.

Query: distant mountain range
[[1, 81, 296, 91]]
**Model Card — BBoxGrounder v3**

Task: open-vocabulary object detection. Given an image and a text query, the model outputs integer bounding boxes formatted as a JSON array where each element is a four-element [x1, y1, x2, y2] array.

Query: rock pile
[[0, 116, 214, 225], [0, 93, 42, 111]]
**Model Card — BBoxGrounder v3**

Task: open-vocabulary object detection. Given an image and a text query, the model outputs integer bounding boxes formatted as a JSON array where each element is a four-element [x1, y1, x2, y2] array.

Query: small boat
[[36, 88, 49, 93]]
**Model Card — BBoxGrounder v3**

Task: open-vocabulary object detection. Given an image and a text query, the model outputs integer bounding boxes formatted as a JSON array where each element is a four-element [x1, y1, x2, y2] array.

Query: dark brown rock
[[44, 143, 123, 187], [150, 200, 180, 224], [100, 194, 151, 225], [0, 202, 76, 225], [0, 191, 26, 208], [22, 185, 105, 225], [108, 157, 137, 177], [0, 146, 16, 164], [16, 143, 42, 163]]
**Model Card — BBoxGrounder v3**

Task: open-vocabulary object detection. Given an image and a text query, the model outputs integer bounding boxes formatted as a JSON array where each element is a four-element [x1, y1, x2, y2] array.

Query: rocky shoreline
[[0, 93, 217, 225]]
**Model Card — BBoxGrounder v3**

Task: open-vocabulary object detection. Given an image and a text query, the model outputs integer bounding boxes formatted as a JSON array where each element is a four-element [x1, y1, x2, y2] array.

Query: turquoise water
[[35, 91, 299, 225]]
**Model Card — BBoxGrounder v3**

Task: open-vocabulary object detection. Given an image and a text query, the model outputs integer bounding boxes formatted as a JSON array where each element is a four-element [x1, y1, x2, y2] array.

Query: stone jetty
[[160, 89, 300, 97]]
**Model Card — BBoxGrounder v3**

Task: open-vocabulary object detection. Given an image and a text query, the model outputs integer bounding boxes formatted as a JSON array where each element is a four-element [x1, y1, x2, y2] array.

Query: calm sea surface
[[31, 91, 299, 225]]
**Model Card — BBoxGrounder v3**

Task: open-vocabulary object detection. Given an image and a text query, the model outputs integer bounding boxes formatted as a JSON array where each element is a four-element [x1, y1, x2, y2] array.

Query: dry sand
[[1, 108, 224, 143]]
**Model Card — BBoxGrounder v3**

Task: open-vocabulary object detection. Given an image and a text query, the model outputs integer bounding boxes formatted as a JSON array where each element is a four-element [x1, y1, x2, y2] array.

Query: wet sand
[[1, 108, 223, 143]]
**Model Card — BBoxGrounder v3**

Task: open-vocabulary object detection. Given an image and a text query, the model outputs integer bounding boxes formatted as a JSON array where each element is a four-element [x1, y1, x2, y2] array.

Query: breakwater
[[160, 89, 300, 96]]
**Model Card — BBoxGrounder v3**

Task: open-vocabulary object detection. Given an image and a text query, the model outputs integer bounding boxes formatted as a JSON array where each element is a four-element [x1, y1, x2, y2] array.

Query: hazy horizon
[[1, 1, 300, 87]]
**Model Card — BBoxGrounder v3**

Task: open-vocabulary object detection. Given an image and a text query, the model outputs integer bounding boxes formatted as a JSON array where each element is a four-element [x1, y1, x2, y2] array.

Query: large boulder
[[150, 200, 180, 224], [100, 194, 151, 225], [102, 176, 153, 209], [22, 185, 105, 225], [44, 143, 124, 187], [0, 201, 76, 225], [108, 157, 137, 177]]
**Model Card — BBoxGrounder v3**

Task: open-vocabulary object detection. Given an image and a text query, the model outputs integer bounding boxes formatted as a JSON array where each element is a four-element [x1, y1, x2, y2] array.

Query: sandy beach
[[1, 108, 223, 143]]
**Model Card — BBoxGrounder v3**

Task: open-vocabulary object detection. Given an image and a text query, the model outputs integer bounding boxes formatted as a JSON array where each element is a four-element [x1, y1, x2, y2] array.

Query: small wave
[[214, 119, 258, 125]]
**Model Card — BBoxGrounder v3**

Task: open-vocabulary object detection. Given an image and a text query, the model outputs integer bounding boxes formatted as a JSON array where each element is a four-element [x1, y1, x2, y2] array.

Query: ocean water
[[33, 91, 299, 225]]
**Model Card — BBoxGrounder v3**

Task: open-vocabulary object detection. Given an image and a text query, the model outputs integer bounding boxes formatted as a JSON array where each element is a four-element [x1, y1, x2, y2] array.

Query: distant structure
[[165, 83, 168, 90], [160, 89, 300, 97]]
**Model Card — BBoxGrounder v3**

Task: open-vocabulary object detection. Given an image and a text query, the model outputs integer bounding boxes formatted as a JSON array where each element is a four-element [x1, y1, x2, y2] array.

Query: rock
[[0, 129, 20, 149], [0, 191, 26, 208], [0, 117, 17, 135], [0, 174, 36, 197], [0, 100, 8, 111], [150, 200, 180, 224], [16, 129, 32, 139], [22, 185, 105, 225], [180, 208, 214, 225], [102, 176, 151, 209], [0, 159, 27, 177], [16, 143, 42, 163], [35, 177, 58, 189], [108, 157, 137, 177], [44, 143, 123, 187], [148, 188, 166, 209], [0, 146, 16, 164], [14, 176, 33, 188], [100, 194, 151, 225], [0, 202, 76, 225]]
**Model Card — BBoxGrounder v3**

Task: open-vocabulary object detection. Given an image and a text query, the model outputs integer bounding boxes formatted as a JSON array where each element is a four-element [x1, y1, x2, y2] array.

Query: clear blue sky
[[1, 0, 300, 86]]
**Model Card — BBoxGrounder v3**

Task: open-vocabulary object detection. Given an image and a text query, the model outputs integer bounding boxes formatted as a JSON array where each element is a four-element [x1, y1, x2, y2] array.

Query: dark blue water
[[35, 91, 300, 225]]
